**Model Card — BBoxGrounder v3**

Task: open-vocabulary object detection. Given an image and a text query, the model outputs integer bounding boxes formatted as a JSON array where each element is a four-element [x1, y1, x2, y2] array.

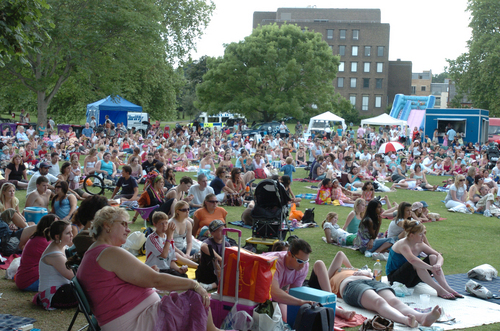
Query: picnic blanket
[[0, 314, 35, 331], [444, 273, 500, 305]]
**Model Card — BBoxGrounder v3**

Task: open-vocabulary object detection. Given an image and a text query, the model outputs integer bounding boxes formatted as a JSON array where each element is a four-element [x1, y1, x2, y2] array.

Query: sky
[[189, 0, 472, 74]]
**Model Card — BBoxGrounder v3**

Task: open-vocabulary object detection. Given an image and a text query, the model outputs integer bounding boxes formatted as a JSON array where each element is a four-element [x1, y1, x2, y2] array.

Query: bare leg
[[378, 290, 441, 326], [242, 171, 255, 185], [414, 257, 452, 297], [374, 242, 392, 253], [207, 308, 222, 331], [359, 290, 418, 328], [313, 252, 353, 292], [427, 254, 457, 294], [16, 181, 28, 189], [12, 212, 28, 228]]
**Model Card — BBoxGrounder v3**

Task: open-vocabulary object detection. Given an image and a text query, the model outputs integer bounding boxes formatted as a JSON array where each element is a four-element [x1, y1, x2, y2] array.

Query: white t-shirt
[[188, 184, 214, 206], [48, 161, 60, 177], [145, 232, 176, 270], [323, 222, 350, 243], [444, 184, 466, 202], [387, 219, 404, 238], [26, 172, 58, 196]]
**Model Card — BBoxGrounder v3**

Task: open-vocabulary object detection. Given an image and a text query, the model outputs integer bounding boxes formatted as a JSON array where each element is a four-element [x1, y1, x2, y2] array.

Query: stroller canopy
[[253, 179, 291, 210]]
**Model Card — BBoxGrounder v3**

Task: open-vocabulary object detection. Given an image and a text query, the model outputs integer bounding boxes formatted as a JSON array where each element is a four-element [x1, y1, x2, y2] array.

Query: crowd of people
[[1, 116, 478, 330]]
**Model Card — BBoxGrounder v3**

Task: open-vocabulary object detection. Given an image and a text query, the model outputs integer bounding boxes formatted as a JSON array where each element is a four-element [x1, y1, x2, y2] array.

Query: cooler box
[[287, 286, 337, 329], [24, 207, 48, 224]]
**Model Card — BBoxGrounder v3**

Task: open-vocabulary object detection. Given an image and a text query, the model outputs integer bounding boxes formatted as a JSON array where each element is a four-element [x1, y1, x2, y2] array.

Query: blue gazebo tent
[[86, 95, 142, 126]]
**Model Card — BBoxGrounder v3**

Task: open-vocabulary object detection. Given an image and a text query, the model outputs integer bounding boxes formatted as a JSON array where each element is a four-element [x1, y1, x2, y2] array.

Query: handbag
[[359, 314, 394, 331], [252, 300, 285, 331]]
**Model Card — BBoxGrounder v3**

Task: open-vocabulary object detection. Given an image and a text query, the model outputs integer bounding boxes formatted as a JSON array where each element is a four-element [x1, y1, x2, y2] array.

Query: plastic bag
[[252, 301, 285, 331], [122, 231, 146, 256], [391, 281, 414, 297], [6, 257, 21, 279], [468, 264, 498, 281], [289, 204, 304, 221]]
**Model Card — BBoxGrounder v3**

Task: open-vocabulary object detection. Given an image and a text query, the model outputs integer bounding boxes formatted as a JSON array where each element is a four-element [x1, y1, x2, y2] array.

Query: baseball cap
[[39, 162, 50, 168], [209, 219, 225, 233], [412, 202, 423, 211], [420, 201, 429, 208], [2, 146, 9, 152]]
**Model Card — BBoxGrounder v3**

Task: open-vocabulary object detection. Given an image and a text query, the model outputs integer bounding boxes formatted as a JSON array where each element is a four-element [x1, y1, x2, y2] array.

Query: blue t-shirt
[[210, 177, 225, 195], [281, 164, 296, 180], [116, 176, 138, 195], [82, 128, 93, 138]]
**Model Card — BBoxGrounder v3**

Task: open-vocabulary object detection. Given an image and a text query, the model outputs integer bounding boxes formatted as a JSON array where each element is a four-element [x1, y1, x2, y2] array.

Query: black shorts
[[387, 256, 431, 287], [308, 269, 321, 290]]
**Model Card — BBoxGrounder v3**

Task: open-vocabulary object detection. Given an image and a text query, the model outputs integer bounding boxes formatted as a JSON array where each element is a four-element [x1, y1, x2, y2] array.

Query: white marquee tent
[[360, 113, 407, 127], [304, 111, 346, 138]]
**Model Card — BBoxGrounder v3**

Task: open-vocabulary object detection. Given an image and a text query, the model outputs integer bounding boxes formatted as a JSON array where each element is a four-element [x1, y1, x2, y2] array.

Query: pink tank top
[[77, 244, 155, 325]]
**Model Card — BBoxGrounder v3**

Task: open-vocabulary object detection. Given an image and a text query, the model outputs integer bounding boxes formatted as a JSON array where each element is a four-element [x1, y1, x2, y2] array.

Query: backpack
[[294, 303, 334, 331], [301, 208, 315, 224]]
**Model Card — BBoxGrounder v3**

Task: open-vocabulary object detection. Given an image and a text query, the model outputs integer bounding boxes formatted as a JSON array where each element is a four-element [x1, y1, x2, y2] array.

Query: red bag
[[222, 247, 278, 303], [254, 168, 266, 179]]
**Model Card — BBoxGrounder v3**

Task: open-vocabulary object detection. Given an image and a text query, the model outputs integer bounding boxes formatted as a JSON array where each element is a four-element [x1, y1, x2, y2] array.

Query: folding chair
[[132, 204, 159, 228], [67, 276, 100, 331]]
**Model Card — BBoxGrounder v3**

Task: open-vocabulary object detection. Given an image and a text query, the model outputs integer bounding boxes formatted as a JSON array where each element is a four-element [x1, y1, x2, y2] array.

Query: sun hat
[[209, 219, 225, 233], [420, 201, 429, 208], [412, 202, 423, 211]]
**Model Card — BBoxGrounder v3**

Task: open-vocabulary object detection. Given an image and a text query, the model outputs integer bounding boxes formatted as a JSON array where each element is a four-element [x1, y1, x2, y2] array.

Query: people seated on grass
[[218, 152, 234, 170], [110, 165, 139, 206], [409, 164, 438, 191], [25, 176, 52, 209], [295, 145, 307, 167], [0, 182, 29, 227], [134, 173, 176, 223], [169, 201, 199, 260], [354, 199, 395, 259], [128, 156, 144, 183], [57, 162, 89, 200], [386, 219, 462, 300], [15, 214, 57, 292], [209, 167, 234, 204], [196, 219, 230, 291], [315, 178, 333, 205], [281, 175, 301, 207], [311, 155, 327, 180], [481, 168, 499, 192], [474, 185, 500, 217], [77, 207, 217, 331], [95, 152, 117, 184], [83, 147, 98, 176], [4, 154, 29, 189], [35, 220, 77, 310], [310, 251, 442, 328], [444, 175, 467, 209], [198, 151, 216, 180], [252, 152, 268, 179], [323, 212, 356, 246], [225, 167, 251, 205], [192, 194, 228, 238], [331, 178, 357, 204], [188, 173, 214, 213], [343, 198, 366, 234], [51, 181, 77, 227], [145, 211, 193, 278]]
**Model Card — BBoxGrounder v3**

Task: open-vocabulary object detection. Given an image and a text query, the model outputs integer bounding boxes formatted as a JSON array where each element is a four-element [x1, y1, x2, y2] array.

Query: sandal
[[452, 291, 464, 299], [438, 293, 456, 300]]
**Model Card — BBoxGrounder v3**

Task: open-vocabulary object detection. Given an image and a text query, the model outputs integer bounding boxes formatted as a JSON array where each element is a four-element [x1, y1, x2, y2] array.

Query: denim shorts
[[342, 279, 394, 308]]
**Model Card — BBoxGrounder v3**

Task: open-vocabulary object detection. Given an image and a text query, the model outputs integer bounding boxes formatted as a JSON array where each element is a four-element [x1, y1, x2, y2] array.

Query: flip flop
[[452, 291, 464, 299], [438, 293, 456, 300]]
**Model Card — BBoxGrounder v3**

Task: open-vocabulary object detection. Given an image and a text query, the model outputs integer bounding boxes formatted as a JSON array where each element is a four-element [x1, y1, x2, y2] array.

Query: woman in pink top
[[15, 214, 58, 291], [77, 207, 219, 331]]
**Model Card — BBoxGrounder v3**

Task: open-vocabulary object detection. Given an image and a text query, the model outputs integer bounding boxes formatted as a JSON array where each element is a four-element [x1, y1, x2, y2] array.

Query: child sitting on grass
[[322, 212, 356, 246]]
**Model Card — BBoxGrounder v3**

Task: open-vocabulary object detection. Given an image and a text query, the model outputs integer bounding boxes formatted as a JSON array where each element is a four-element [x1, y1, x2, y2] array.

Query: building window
[[339, 45, 345, 56], [353, 30, 359, 40], [375, 95, 382, 108], [364, 46, 371, 56], [362, 95, 369, 111], [363, 62, 370, 72], [329, 45, 333, 51], [339, 62, 345, 72], [363, 78, 370, 88], [351, 62, 357, 72], [327, 29, 334, 39], [350, 94, 356, 106], [411, 86, 416, 94], [376, 62, 383, 73], [377, 46, 384, 57], [435, 96, 441, 106], [376, 78, 383, 89], [340, 29, 346, 40], [352, 46, 358, 56], [350, 78, 357, 88], [337, 77, 344, 88], [421, 86, 426, 92]]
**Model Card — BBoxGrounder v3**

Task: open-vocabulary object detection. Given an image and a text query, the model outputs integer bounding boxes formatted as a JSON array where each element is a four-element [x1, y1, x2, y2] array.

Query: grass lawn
[[1, 162, 499, 330]]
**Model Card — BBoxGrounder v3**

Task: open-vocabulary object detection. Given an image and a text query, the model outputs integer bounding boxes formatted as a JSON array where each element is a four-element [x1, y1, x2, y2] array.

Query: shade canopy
[[360, 113, 407, 127], [86, 95, 142, 126], [305, 111, 346, 138]]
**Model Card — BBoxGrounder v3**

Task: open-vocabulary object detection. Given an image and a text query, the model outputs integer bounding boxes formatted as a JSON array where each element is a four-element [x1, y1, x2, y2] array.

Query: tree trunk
[[37, 91, 48, 131]]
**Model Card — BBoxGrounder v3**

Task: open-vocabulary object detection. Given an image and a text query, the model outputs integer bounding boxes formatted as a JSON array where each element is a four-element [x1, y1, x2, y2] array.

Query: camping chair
[[67, 276, 100, 331], [132, 205, 159, 228]]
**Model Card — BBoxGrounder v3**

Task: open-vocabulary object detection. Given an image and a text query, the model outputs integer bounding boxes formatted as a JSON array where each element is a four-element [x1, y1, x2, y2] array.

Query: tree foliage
[[432, 72, 450, 83], [177, 55, 210, 119], [447, 0, 500, 115], [196, 24, 340, 122], [0, 0, 50, 67], [0, 0, 214, 125]]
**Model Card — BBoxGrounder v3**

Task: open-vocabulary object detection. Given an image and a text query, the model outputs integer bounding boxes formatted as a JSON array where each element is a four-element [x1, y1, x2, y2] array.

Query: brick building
[[253, 8, 411, 115]]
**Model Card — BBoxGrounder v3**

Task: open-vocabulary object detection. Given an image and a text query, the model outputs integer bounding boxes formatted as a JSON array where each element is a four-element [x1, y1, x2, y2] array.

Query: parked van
[[191, 112, 245, 129], [127, 112, 150, 136], [488, 118, 500, 142]]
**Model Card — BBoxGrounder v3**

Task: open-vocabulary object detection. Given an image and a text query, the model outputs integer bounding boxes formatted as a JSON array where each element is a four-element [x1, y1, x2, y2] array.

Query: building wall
[[411, 70, 432, 96], [253, 8, 393, 116], [388, 60, 412, 105]]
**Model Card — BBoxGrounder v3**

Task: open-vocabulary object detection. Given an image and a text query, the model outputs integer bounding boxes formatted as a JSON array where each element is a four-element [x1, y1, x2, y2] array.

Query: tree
[[447, 0, 500, 115], [0, 0, 50, 67], [196, 24, 340, 122], [432, 72, 450, 83], [0, 0, 214, 126], [177, 55, 210, 119]]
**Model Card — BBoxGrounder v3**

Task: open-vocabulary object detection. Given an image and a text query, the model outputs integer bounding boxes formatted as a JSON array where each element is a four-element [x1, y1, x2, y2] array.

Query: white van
[[127, 112, 149, 136], [191, 112, 245, 130]]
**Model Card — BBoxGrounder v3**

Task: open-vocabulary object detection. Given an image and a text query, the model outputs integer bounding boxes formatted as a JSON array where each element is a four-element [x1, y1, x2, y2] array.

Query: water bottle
[[373, 259, 382, 281]]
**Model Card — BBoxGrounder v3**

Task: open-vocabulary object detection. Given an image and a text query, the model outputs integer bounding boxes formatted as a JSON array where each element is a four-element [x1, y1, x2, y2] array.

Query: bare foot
[[405, 314, 418, 328], [335, 307, 356, 320], [422, 305, 441, 326]]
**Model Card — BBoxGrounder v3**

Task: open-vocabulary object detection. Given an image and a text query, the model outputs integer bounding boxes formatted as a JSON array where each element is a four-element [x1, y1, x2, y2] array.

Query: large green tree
[[177, 55, 210, 119], [196, 24, 340, 122], [447, 0, 500, 115], [0, 0, 214, 125]]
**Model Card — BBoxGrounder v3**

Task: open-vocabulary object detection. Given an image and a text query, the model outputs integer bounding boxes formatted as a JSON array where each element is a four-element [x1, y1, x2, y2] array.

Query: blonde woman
[[169, 201, 196, 259], [444, 175, 467, 209], [83, 148, 98, 176], [0, 182, 28, 228]]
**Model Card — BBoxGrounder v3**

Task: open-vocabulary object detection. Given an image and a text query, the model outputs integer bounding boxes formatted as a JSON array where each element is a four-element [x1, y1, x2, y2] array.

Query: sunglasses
[[207, 200, 219, 204], [459, 179, 465, 182], [55, 185, 62, 188], [178, 208, 189, 212], [291, 253, 309, 264]]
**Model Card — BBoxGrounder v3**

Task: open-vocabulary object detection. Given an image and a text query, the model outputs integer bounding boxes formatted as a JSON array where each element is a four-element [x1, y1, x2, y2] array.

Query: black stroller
[[248, 179, 292, 244], [486, 143, 500, 170]]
